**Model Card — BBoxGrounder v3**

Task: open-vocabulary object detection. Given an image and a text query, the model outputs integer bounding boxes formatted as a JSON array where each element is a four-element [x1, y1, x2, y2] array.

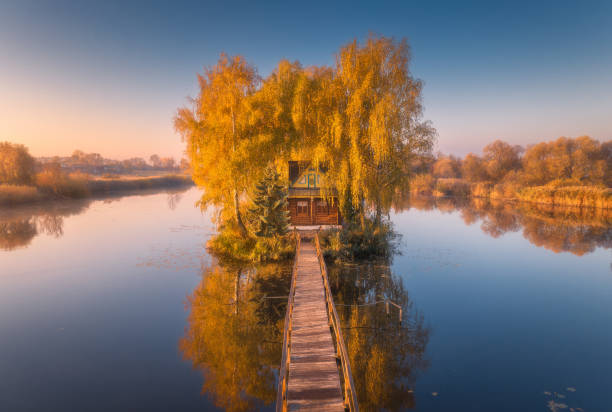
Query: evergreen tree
[[248, 167, 289, 237]]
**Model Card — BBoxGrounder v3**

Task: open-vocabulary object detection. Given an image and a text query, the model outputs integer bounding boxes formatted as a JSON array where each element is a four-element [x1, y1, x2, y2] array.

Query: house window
[[316, 200, 328, 213], [297, 201, 309, 216], [308, 174, 317, 188]]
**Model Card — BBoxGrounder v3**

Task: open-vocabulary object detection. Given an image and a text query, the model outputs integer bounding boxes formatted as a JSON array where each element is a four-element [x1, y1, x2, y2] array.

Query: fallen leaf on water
[[547, 400, 568, 411], [566, 387, 576, 392]]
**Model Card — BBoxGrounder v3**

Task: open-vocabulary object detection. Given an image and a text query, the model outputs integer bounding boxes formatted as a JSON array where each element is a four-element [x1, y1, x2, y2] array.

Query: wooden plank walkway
[[286, 239, 345, 411]]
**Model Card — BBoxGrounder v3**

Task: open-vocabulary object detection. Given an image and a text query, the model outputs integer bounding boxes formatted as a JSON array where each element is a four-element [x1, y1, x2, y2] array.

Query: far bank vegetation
[[0, 142, 193, 205], [411, 136, 611, 208]]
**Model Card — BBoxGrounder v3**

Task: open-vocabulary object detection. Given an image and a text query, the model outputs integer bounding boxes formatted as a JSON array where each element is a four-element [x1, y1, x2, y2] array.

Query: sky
[[0, 0, 611, 160]]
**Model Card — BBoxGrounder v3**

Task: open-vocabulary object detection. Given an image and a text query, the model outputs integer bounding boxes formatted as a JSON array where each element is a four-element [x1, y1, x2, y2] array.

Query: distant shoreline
[[0, 174, 194, 207], [411, 177, 612, 210]]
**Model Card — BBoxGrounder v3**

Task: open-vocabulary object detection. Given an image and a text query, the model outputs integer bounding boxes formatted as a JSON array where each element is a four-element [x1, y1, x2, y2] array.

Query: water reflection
[[0, 201, 88, 250], [180, 260, 291, 412], [0, 190, 188, 251], [400, 196, 612, 256], [328, 261, 431, 411]]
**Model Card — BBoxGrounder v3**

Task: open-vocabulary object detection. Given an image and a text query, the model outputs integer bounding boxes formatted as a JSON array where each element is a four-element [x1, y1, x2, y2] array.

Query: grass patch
[[0, 184, 43, 205]]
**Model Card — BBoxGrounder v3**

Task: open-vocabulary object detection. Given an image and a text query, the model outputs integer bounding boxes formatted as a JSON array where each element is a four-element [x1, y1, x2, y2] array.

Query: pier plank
[[286, 240, 344, 411]]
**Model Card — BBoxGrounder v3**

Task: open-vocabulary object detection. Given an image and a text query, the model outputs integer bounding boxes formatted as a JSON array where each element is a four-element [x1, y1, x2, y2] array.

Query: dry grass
[[0, 184, 43, 205], [415, 175, 612, 209], [518, 186, 612, 209], [0, 174, 193, 206], [87, 174, 192, 193], [35, 171, 89, 198]]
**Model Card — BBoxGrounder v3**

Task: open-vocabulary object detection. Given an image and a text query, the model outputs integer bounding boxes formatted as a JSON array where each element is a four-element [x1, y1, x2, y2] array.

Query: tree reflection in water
[[401, 196, 612, 256], [180, 261, 291, 412], [0, 201, 89, 250], [182, 256, 431, 412], [0, 189, 188, 251], [327, 261, 431, 411]]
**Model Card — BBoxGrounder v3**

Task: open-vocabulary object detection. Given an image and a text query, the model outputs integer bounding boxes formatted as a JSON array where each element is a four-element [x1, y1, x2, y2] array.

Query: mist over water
[[1, 188, 610, 411]]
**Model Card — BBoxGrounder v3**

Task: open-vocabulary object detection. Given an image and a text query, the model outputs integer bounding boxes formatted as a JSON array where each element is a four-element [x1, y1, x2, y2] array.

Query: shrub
[[0, 142, 35, 185], [410, 174, 435, 195], [207, 220, 296, 262], [319, 217, 399, 261], [36, 167, 89, 198], [434, 178, 470, 197]]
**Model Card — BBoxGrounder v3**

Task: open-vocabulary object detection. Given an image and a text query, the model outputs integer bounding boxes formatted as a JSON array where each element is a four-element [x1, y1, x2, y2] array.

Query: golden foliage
[[0, 142, 35, 185], [180, 263, 290, 411], [176, 36, 436, 229]]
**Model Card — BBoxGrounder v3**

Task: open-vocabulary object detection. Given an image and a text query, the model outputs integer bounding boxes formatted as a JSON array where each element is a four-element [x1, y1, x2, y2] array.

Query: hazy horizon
[[1, 0, 611, 160]]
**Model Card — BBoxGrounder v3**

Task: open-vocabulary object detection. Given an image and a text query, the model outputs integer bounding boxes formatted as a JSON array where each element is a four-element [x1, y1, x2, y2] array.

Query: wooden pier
[[277, 232, 358, 412]]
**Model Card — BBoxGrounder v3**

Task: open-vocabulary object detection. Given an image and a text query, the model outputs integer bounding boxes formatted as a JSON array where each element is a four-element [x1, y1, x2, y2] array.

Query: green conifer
[[248, 167, 290, 237]]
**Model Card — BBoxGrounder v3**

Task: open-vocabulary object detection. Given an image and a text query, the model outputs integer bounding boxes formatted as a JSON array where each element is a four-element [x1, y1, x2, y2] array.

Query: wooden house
[[287, 161, 341, 226]]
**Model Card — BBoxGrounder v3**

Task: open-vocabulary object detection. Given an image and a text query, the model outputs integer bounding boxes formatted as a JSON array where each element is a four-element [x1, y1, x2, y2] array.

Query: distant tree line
[[411, 136, 612, 208], [421, 136, 611, 186], [38, 150, 189, 175], [1, 142, 189, 184]]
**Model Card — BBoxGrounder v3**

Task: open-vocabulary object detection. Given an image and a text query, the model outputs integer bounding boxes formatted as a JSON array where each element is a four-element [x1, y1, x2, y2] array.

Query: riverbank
[[0, 174, 193, 206], [411, 177, 612, 209]]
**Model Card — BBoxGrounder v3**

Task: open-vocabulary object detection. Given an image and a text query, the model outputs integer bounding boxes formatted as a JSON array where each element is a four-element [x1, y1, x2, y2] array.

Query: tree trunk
[[234, 188, 247, 236], [234, 269, 240, 316], [359, 197, 366, 230]]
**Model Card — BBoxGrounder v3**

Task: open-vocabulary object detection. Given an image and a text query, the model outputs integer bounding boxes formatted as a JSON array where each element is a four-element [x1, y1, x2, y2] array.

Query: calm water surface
[[1, 189, 611, 411]]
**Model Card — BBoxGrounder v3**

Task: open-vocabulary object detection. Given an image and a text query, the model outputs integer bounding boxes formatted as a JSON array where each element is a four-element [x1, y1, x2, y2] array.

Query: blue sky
[[0, 0, 610, 159]]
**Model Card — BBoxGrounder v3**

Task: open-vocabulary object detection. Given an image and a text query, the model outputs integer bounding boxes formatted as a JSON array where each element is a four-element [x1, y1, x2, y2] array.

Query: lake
[[1, 188, 610, 411]]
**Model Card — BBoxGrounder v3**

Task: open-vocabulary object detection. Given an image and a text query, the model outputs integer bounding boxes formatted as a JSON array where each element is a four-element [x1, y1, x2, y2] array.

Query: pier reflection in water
[[180, 253, 430, 412]]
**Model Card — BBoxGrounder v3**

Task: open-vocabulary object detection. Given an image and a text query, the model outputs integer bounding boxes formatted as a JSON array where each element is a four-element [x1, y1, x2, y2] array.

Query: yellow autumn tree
[[291, 35, 435, 226], [177, 36, 435, 236], [174, 54, 261, 235], [0, 142, 36, 185]]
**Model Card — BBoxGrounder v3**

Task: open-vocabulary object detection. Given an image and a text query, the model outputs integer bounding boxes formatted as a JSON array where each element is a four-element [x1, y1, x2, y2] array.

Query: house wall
[[288, 197, 341, 226]]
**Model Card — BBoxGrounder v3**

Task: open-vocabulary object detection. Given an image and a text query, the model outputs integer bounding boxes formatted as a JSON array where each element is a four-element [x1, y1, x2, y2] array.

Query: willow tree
[[175, 54, 260, 235], [244, 59, 307, 185], [292, 36, 435, 227]]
